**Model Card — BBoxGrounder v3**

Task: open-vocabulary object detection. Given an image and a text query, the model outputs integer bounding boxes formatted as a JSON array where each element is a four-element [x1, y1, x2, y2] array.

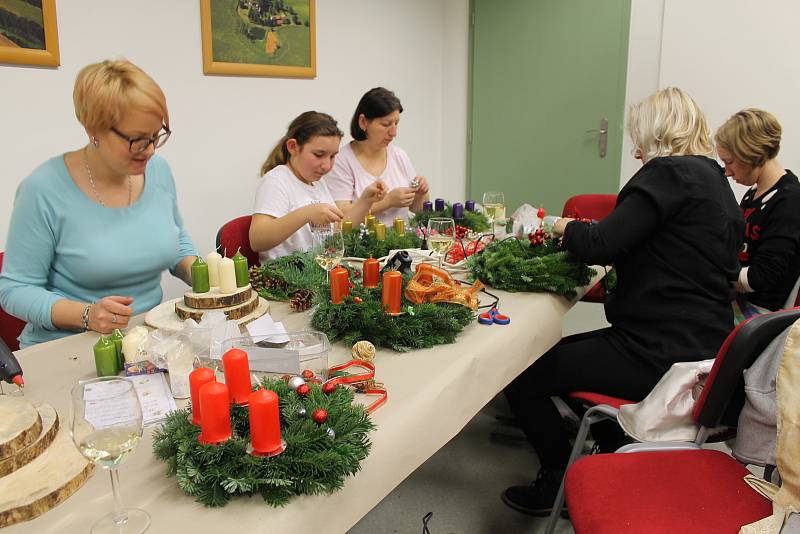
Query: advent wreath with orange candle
[[152, 377, 374, 507]]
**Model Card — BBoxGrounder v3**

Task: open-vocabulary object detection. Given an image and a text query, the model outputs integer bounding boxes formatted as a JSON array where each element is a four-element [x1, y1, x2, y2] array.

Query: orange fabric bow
[[404, 263, 483, 310]]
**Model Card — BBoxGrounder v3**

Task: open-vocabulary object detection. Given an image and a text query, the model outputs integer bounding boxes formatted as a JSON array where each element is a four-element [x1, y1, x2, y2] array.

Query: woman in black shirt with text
[[502, 87, 744, 516], [716, 109, 800, 315]]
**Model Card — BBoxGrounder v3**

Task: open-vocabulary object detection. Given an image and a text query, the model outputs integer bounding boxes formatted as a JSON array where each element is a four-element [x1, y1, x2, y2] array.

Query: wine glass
[[312, 224, 344, 281], [70, 377, 149, 534], [427, 217, 455, 268], [482, 191, 506, 231]]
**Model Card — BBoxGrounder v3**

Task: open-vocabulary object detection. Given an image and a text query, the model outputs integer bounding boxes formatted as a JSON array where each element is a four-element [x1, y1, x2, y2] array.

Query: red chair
[[0, 252, 27, 351], [216, 216, 260, 266], [561, 194, 617, 302], [559, 308, 800, 534]]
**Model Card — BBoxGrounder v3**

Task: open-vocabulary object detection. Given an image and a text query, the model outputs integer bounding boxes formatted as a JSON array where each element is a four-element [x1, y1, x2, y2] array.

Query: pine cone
[[289, 289, 313, 311], [249, 266, 266, 292]]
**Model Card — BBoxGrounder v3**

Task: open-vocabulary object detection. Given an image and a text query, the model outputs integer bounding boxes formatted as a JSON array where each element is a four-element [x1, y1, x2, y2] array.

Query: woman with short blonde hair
[[716, 109, 800, 313], [502, 87, 744, 517], [0, 59, 197, 347]]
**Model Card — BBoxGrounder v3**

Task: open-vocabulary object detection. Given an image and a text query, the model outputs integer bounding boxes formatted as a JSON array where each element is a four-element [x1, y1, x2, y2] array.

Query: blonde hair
[[260, 111, 343, 176], [627, 87, 713, 162], [73, 59, 169, 131], [715, 109, 781, 168]]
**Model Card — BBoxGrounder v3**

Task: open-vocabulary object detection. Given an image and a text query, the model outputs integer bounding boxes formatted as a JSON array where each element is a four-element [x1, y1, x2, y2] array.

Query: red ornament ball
[[322, 382, 337, 395], [312, 409, 328, 424], [301, 369, 315, 380], [296, 384, 310, 397]]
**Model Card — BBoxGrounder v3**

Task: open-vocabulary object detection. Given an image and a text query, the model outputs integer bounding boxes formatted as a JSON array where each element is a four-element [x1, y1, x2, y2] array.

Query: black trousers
[[505, 328, 665, 470]]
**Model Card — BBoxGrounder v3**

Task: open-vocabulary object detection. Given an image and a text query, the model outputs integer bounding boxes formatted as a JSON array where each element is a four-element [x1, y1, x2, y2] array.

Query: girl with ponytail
[[250, 111, 385, 262]]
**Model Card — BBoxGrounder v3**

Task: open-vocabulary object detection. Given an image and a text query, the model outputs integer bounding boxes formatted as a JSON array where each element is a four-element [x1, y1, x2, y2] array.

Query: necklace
[[83, 148, 132, 207]]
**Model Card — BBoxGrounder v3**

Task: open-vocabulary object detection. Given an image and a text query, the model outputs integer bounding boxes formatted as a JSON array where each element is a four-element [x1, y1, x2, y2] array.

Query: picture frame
[[200, 0, 316, 78], [0, 0, 60, 67]]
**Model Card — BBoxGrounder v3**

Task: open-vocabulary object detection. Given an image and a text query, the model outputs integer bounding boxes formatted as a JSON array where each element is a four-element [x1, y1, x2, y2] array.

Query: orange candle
[[330, 266, 350, 304], [362, 258, 380, 288], [248, 389, 284, 456], [222, 348, 251, 405], [189, 367, 216, 425], [198, 381, 231, 444], [382, 271, 402, 315]]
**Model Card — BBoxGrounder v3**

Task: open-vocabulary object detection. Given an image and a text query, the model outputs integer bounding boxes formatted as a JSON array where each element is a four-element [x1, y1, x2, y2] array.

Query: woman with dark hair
[[324, 87, 430, 225], [249, 111, 385, 262]]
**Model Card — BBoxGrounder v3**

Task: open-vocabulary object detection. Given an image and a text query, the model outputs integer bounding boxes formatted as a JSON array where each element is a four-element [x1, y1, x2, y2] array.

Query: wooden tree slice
[[183, 284, 252, 309], [0, 397, 42, 461], [175, 291, 259, 322], [145, 297, 270, 332], [0, 404, 58, 478], [0, 423, 93, 527]]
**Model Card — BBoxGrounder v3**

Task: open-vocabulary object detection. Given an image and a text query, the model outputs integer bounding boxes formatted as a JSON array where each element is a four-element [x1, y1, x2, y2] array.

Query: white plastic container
[[222, 330, 331, 380]]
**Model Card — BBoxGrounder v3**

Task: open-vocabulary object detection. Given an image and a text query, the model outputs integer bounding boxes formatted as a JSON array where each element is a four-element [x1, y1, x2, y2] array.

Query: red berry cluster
[[528, 228, 551, 247], [444, 225, 470, 239]]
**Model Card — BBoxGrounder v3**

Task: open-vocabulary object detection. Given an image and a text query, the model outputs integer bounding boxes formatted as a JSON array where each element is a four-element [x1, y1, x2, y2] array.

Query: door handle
[[585, 118, 608, 158]]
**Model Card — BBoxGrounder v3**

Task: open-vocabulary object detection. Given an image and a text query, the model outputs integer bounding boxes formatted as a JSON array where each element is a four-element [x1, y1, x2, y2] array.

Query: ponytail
[[260, 111, 343, 176]]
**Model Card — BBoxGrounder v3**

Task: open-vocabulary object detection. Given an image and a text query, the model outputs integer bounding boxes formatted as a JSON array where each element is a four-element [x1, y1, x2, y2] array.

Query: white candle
[[218, 257, 237, 294], [206, 251, 222, 288]]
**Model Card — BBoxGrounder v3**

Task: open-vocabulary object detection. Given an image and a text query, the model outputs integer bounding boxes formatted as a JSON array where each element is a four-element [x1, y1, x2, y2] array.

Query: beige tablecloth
[[3, 285, 591, 533]]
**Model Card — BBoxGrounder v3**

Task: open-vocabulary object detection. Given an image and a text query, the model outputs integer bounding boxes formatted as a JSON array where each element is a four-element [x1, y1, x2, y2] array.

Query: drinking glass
[[482, 191, 506, 230], [427, 217, 455, 268], [70, 377, 149, 534], [312, 224, 345, 281]]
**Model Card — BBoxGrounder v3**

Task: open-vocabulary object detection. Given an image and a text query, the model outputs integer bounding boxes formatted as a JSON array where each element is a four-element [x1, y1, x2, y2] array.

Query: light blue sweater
[[0, 154, 197, 347]]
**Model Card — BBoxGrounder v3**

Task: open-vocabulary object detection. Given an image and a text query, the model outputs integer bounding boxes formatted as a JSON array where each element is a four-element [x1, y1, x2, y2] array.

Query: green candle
[[110, 329, 125, 369], [232, 248, 250, 288], [94, 336, 119, 377], [191, 256, 210, 293]]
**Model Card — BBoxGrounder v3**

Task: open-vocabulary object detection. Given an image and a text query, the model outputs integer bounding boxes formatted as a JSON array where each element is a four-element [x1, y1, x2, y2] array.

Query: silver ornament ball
[[297, 406, 307, 417], [287, 376, 306, 391], [326, 427, 336, 439]]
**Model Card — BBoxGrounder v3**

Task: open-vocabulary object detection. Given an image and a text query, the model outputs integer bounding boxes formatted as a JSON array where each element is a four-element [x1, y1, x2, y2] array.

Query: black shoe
[[501, 468, 566, 517]]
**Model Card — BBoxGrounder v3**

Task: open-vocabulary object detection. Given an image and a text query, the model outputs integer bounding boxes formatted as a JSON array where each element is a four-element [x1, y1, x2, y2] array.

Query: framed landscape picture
[[0, 0, 59, 67], [200, 0, 316, 78]]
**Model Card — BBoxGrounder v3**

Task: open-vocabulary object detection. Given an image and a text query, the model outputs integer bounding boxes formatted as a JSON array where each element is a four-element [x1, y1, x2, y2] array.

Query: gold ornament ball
[[352, 340, 376, 362]]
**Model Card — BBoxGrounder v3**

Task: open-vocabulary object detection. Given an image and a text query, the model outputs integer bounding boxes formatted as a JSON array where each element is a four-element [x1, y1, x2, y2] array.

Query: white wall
[[622, 0, 800, 193], [0, 0, 469, 298]]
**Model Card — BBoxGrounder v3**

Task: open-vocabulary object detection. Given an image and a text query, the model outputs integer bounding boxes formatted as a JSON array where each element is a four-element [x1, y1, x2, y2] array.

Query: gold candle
[[375, 222, 386, 241], [366, 215, 377, 231], [342, 220, 353, 233], [393, 218, 405, 236]]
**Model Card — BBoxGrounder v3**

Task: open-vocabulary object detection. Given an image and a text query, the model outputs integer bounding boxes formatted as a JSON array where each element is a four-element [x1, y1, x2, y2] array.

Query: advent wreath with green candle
[[409, 202, 491, 234], [152, 378, 374, 507], [467, 236, 596, 299]]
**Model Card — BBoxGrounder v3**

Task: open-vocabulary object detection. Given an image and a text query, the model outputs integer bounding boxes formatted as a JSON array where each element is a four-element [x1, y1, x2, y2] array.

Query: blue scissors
[[478, 307, 510, 325]]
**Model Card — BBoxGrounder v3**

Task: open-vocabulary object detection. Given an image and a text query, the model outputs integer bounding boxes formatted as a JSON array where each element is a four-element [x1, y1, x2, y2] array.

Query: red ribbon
[[325, 360, 387, 413]]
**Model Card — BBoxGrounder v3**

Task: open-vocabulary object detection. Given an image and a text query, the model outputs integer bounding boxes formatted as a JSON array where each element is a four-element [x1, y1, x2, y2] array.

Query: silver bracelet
[[81, 303, 92, 331]]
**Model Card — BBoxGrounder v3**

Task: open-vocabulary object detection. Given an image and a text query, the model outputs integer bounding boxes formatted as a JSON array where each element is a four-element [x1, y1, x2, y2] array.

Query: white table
[[4, 284, 591, 533]]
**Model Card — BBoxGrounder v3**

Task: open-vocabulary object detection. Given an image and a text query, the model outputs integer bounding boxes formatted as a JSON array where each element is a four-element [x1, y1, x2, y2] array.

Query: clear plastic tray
[[221, 330, 330, 380]]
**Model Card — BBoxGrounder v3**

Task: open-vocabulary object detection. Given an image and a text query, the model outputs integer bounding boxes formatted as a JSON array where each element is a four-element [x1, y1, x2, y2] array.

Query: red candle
[[330, 266, 350, 304], [222, 348, 252, 405], [362, 258, 380, 288], [248, 389, 284, 455], [382, 271, 402, 315], [189, 367, 216, 425], [198, 381, 231, 444]]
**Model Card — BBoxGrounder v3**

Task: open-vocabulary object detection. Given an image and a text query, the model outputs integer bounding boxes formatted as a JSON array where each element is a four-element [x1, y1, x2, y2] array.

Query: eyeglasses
[[110, 125, 171, 153]]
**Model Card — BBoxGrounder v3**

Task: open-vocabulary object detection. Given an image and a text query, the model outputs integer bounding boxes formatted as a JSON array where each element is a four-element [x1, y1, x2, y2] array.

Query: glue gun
[[0, 338, 24, 388]]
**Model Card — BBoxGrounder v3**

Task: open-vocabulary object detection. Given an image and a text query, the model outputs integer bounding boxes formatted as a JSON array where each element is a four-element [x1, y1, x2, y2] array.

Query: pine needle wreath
[[310, 282, 474, 352], [467, 238, 595, 299], [152, 378, 374, 508], [409, 203, 491, 233], [343, 227, 422, 259]]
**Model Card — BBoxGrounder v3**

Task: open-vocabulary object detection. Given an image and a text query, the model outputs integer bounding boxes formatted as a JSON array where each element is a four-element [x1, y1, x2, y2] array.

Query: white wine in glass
[[312, 225, 344, 281], [427, 217, 455, 268], [482, 191, 506, 229], [70, 377, 149, 534]]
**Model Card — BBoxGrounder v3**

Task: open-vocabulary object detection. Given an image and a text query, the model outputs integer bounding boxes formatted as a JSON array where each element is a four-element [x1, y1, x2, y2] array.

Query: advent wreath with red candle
[[152, 377, 374, 507]]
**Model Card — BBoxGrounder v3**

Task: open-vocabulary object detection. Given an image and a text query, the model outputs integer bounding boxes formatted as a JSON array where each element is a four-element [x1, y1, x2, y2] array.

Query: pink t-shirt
[[324, 142, 417, 226]]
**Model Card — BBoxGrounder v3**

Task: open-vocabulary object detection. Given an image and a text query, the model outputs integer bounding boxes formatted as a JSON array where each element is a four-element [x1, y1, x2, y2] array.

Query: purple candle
[[452, 202, 464, 220], [435, 198, 445, 211], [465, 199, 475, 212], [423, 201, 433, 212]]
